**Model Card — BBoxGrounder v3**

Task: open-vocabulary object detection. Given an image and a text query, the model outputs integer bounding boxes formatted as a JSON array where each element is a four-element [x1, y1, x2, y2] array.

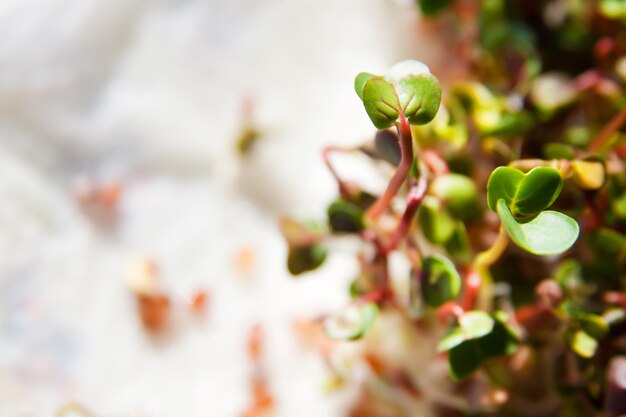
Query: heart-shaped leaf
[[421, 255, 462, 307], [361, 77, 400, 129], [356, 61, 442, 128], [395, 75, 442, 125], [323, 302, 378, 341], [488, 166, 563, 216], [497, 199, 579, 255]]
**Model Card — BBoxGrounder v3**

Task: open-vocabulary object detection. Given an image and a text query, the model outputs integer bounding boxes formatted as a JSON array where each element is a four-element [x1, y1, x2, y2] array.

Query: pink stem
[[588, 105, 626, 152], [322, 146, 355, 200], [383, 174, 428, 253], [366, 118, 414, 221]]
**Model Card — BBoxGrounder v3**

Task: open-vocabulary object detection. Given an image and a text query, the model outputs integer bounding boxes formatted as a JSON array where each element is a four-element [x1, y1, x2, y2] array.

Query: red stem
[[366, 118, 414, 221], [383, 174, 428, 253], [588, 105, 626, 152], [322, 146, 355, 200], [461, 268, 481, 311]]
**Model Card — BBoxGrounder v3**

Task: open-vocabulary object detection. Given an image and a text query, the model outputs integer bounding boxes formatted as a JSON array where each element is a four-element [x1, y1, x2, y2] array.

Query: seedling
[[281, 2, 626, 415]]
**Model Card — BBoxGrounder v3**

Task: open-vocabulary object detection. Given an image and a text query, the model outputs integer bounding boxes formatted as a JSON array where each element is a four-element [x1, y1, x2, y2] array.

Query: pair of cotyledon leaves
[[355, 60, 442, 129], [487, 166, 579, 255]]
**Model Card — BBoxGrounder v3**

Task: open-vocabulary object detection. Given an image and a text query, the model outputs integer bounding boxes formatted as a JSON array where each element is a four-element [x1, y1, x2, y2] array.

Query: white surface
[[0, 1, 434, 416]]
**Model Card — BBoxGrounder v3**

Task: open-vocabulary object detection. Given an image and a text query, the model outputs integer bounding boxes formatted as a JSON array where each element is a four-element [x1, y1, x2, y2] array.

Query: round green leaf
[[497, 199, 579, 255], [443, 221, 472, 265], [438, 327, 466, 352], [572, 312, 609, 340], [421, 255, 462, 307], [431, 173, 481, 221], [287, 244, 327, 275], [362, 77, 400, 129], [328, 200, 364, 233], [458, 311, 495, 339], [418, 197, 455, 244], [354, 72, 376, 100], [323, 302, 379, 341]]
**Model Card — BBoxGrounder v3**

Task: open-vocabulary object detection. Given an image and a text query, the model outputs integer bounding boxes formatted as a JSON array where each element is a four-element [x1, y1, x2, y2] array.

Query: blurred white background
[[0, 0, 436, 415]]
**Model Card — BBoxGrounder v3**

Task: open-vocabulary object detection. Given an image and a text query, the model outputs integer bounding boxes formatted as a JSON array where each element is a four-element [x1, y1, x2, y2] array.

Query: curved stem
[[464, 226, 509, 310], [474, 226, 509, 270], [383, 174, 428, 253], [588, 105, 626, 152], [366, 118, 414, 222], [322, 145, 356, 200]]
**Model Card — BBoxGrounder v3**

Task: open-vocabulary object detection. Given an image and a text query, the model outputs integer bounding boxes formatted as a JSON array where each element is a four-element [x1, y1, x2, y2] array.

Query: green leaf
[[431, 173, 481, 221], [543, 143, 575, 160], [458, 311, 495, 339], [395, 75, 442, 125], [513, 167, 563, 216], [449, 341, 482, 380], [438, 327, 467, 352], [362, 77, 400, 129], [418, 197, 455, 244], [444, 221, 472, 265], [328, 200, 364, 233], [571, 312, 609, 340], [421, 255, 462, 307], [587, 228, 626, 256], [479, 111, 534, 137], [475, 318, 519, 358], [487, 166, 525, 212], [287, 244, 327, 275], [567, 329, 598, 358], [497, 199, 579, 255], [487, 166, 563, 216], [357, 61, 442, 128], [439, 312, 518, 380], [354, 72, 376, 100], [416, 0, 453, 16], [323, 302, 378, 341]]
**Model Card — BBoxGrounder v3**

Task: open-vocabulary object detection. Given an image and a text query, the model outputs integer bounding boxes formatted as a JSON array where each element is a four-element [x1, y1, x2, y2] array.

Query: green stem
[[366, 118, 414, 222]]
